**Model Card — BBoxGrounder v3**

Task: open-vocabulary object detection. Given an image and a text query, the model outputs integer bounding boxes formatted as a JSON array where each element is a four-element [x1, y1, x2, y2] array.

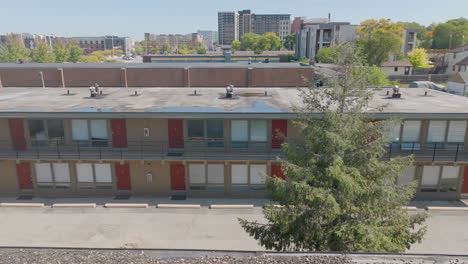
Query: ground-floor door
[[16, 162, 33, 190], [115, 163, 131, 191], [462, 166, 468, 194], [170, 163, 185, 191]]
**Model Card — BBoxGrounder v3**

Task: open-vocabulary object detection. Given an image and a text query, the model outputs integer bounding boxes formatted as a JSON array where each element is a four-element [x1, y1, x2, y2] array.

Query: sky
[[1, 0, 467, 40]]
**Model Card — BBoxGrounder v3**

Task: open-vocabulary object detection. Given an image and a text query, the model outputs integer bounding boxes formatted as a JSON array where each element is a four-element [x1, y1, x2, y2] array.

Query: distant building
[[291, 16, 330, 33], [145, 33, 203, 52], [218, 11, 239, 45], [197, 30, 218, 51], [0, 33, 56, 50], [443, 45, 468, 74], [218, 10, 291, 45], [402, 29, 418, 55], [68, 36, 134, 55], [448, 72, 468, 96], [381, 60, 413, 76], [295, 22, 357, 60]]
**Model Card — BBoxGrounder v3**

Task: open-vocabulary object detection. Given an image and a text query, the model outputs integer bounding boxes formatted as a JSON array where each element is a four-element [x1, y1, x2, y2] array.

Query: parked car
[[409, 81, 445, 90]]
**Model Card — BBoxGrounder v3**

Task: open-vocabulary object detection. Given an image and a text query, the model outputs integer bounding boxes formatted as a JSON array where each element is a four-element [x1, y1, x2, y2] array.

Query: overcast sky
[[1, 0, 467, 40]]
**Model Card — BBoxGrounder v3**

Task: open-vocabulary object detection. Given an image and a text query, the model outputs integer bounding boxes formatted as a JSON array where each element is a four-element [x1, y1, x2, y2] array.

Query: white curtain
[[402, 121, 421, 142], [447, 121, 467, 143], [72, 120, 89, 140], [231, 120, 248, 141], [189, 164, 206, 184], [95, 163, 112, 183], [35, 163, 53, 183], [427, 121, 447, 142], [207, 164, 224, 184], [76, 163, 94, 183], [421, 166, 440, 186], [397, 166, 415, 185], [250, 120, 267, 142], [250, 164, 267, 184], [52, 163, 71, 183], [441, 166, 460, 179], [90, 120, 108, 139], [231, 164, 248, 184]]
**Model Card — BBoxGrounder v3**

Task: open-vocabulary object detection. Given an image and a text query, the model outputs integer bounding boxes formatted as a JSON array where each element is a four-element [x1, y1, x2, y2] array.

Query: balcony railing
[[0, 140, 466, 162]]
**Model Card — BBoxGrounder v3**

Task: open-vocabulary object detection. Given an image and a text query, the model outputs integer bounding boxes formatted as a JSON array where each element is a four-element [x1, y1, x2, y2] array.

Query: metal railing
[[0, 140, 466, 162]]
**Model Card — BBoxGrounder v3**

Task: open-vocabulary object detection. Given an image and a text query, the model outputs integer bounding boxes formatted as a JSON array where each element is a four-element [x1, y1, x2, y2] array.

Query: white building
[[448, 72, 468, 96], [443, 45, 468, 75], [381, 61, 413, 76]]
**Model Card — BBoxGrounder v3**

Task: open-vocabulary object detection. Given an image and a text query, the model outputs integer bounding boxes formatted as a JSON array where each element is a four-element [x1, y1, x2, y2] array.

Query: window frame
[[33, 162, 71, 189], [71, 119, 109, 147], [426, 120, 467, 150], [75, 163, 114, 189], [230, 120, 269, 149], [188, 162, 225, 191], [27, 119, 65, 146], [185, 119, 225, 148], [420, 165, 461, 193], [230, 163, 268, 191], [389, 120, 421, 150]]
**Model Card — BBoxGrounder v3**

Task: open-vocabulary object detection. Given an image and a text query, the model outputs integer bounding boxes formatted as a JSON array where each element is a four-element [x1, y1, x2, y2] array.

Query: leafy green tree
[[260, 32, 281, 50], [231, 41, 241, 52], [90, 51, 106, 61], [407, 48, 430, 68], [160, 43, 171, 54], [0, 36, 30, 62], [134, 41, 144, 55], [283, 34, 296, 50], [356, 19, 404, 65], [53, 39, 70, 62], [195, 44, 207, 54], [239, 43, 427, 253], [67, 40, 82, 63], [432, 18, 468, 49], [315, 47, 336, 63], [240, 33, 261, 51], [31, 41, 55, 63]]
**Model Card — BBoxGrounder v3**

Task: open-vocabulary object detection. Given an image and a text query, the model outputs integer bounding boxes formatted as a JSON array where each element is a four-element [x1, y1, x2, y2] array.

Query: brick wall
[[0, 66, 313, 88]]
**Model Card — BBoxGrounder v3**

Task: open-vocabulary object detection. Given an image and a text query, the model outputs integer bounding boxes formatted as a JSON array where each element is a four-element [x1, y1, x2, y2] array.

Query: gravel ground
[[0, 248, 465, 264], [0, 249, 355, 264]]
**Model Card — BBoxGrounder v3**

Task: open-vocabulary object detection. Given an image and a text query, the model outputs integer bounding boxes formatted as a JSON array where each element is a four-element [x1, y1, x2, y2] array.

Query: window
[[34, 163, 71, 188], [386, 123, 401, 143], [188, 163, 224, 190], [421, 166, 440, 191], [426, 121, 447, 149], [440, 166, 460, 192], [447, 121, 467, 146], [394, 67, 398, 72], [231, 120, 268, 148], [397, 166, 416, 185], [72, 120, 108, 147], [231, 163, 267, 191], [421, 165, 461, 192], [76, 163, 113, 189], [401, 121, 421, 150], [28, 120, 64, 146], [186, 120, 224, 147]]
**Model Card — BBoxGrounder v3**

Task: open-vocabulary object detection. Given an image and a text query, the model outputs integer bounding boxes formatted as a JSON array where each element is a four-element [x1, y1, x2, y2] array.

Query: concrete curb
[[426, 206, 468, 211], [104, 203, 149, 208], [52, 203, 96, 208], [209, 204, 254, 209], [402, 206, 418, 211], [0, 203, 45, 208], [157, 204, 201, 209]]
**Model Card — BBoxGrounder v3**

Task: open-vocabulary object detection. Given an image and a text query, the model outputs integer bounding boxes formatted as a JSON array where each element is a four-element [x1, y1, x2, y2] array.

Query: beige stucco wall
[[129, 160, 171, 196], [0, 160, 19, 195]]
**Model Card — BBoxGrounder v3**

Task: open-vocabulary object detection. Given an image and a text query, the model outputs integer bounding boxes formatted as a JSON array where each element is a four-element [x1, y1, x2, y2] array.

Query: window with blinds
[[35, 163, 71, 188], [76, 163, 113, 189]]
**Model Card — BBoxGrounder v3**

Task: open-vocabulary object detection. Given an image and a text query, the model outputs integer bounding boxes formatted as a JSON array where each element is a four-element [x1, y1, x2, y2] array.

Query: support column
[[57, 68, 65, 88], [184, 68, 191, 87], [247, 68, 255, 88], [120, 68, 128, 88]]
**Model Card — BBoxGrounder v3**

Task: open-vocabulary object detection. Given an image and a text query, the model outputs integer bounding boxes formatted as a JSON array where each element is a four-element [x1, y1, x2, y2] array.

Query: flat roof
[[0, 62, 306, 69], [0, 87, 466, 119]]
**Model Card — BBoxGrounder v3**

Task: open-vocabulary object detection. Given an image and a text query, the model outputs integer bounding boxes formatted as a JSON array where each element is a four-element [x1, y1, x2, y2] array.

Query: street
[[0, 206, 467, 255]]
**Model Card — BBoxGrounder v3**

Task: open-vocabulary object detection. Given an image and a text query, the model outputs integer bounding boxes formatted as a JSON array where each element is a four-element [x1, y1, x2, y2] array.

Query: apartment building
[[218, 12, 239, 45], [295, 22, 357, 60], [197, 30, 218, 51], [0, 33, 57, 49], [0, 85, 466, 200], [218, 10, 291, 44], [291, 17, 330, 33]]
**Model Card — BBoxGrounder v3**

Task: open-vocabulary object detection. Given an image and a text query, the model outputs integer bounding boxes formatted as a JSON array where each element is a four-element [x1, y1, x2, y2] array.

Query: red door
[[170, 163, 185, 191], [271, 164, 285, 180], [16, 162, 33, 189], [9, 119, 27, 151], [111, 119, 128, 148], [168, 119, 184, 149], [462, 166, 468, 194], [115, 163, 131, 191], [272, 120, 288, 149]]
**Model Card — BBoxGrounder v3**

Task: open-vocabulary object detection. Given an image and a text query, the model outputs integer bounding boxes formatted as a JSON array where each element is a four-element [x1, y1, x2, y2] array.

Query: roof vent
[[391, 85, 401, 99], [225, 85, 234, 99]]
